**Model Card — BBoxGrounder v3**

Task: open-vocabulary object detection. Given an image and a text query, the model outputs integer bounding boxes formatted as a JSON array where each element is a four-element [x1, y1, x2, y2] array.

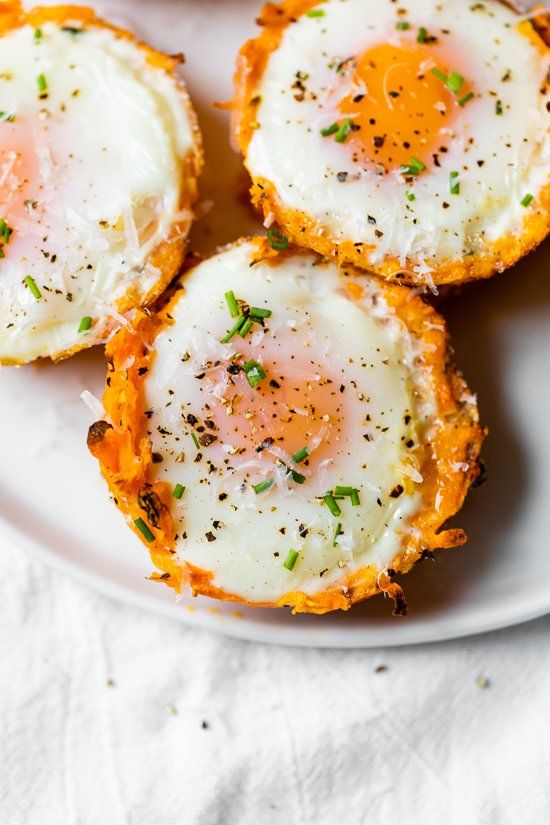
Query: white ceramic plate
[[1, 0, 549, 648]]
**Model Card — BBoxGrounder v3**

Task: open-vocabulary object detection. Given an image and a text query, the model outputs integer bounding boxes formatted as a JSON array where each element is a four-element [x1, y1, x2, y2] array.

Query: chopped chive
[[225, 290, 240, 318], [446, 71, 464, 93], [458, 91, 474, 107], [290, 469, 306, 484], [172, 483, 185, 499], [406, 191, 416, 202], [283, 549, 299, 571], [350, 489, 360, 506], [321, 122, 339, 137], [521, 193, 534, 207], [267, 227, 288, 251], [249, 306, 272, 319], [334, 485, 355, 497], [253, 478, 274, 495], [333, 522, 343, 547], [292, 446, 308, 464], [220, 315, 245, 343], [431, 68, 447, 83], [396, 21, 410, 30], [246, 368, 264, 389], [306, 8, 325, 17], [323, 493, 342, 517], [24, 275, 41, 299], [334, 118, 354, 143], [238, 317, 254, 338], [134, 517, 155, 543], [34, 28, 42, 42], [431, 67, 464, 94], [450, 171, 460, 195], [78, 315, 92, 333], [0, 218, 12, 243], [417, 26, 428, 43], [37, 73, 48, 97], [401, 157, 426, 176], [495, 99, 503, 115], [243, 359, 266, 389], [191, 432, 200, 449], [0, 112, 15, 122]]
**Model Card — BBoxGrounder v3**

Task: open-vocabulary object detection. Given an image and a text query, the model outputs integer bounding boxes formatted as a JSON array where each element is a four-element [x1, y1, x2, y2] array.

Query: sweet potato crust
[[233, 1, 550, 287], [0, 2, 203, 365], [88, 239, 486, 615]]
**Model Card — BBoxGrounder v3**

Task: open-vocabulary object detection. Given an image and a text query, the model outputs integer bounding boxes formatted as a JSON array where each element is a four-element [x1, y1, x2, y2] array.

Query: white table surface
[[3, 534, 550, 825]]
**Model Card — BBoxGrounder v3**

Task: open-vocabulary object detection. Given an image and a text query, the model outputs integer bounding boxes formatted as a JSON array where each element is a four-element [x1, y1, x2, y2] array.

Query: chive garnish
[[450, 171, 460, 195], [34, 28, 42, 43], [253, 478, 274, 495], [283, 549, 299, 571], [172, 483, 185, 499], [350, 489, 360, 506], [134, 517, 155, 543], [292, 446, 308, 464], [417, 26, 428, 43], [334, 118, 354, 143], [406, 191, 416, 202], [333, 522, 343, 547], [191, 432, 200, 449], [24, 275, 41, 299], [0, 112, 15, 122], [243, 359, 266, 389], [334, 486, 355, 497], [249, 307, 272, 319], [0, 218, 12, 243], [267, 227, 288, 251], [225, 290, 239, 318], [321, 122, 339, 137], [458, 91, 474, 107], [431, 68, 464, 94], [446, 71, 464, 93], [521, 193, 534, 207], [306, 8, 325, 17], [78, 315, 92, 333], [238, 317, 254, 338], [289, 469, 306, 485], [396, 21, 410, 30], [37, 73, 48, 97], [431, 68, 447, 83], [220, 315, 245, 343], [401, 157, 426, 176], [323, 493, 342, 517]]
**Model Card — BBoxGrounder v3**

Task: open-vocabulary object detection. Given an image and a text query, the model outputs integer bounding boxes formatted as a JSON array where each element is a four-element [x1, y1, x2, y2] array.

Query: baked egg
[[234, 0, 550, 286], [0, 3, 201, 364], [88, 239, 484, 614]]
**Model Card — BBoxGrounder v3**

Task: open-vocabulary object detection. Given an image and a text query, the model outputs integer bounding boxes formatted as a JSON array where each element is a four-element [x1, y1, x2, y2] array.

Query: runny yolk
[[202, 351, 346, 469], [338, 43, 472, 171], [0, 123, 40, 253]]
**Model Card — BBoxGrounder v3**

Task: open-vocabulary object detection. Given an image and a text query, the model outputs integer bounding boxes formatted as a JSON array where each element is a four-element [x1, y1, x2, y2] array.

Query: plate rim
[[2, 515, 549, 648]]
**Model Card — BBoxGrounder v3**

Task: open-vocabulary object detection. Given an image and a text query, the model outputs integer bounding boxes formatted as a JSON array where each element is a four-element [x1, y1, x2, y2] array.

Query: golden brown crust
[[88, 239, 486, 615], [233, 0, 550, 287], [0, 3, 203, 366]]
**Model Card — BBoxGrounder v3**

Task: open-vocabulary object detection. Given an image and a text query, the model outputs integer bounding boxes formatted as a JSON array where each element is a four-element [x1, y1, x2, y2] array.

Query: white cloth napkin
[[2, 538, 549, 825]]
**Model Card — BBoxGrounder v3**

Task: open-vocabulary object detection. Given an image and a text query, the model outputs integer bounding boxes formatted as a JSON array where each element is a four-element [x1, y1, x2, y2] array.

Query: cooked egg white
[[0, 14, 200, 364], [89, 239, 484, 611], [237, 0, 549, 284]]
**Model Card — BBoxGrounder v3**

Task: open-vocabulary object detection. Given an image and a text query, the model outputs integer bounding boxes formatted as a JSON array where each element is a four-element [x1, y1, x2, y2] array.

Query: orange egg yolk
[[201, 351, 346, 469], [0, 123, 40, 255], [339, 43, 472, 171]]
